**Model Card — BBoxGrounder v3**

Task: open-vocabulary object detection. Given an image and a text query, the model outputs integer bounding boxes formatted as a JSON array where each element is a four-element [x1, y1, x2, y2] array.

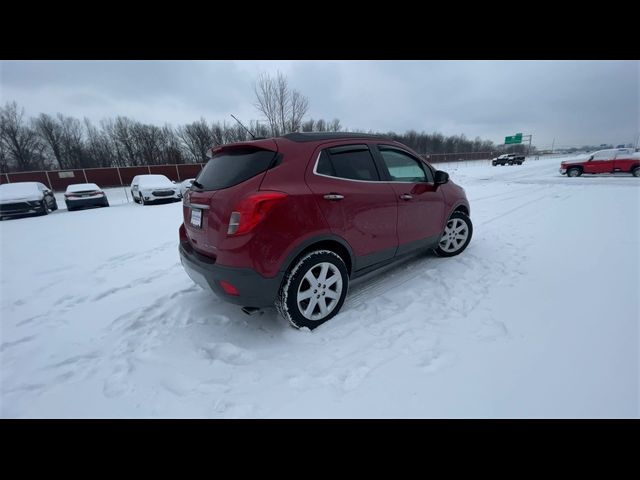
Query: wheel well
[[568, 165, 583, 172], [290, 240, 353, 276], [453, 205, 469, 216]]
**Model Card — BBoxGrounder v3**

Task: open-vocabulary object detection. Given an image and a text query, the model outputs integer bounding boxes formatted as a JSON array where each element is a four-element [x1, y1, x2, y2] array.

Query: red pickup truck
[[560, 148, 640, 177]]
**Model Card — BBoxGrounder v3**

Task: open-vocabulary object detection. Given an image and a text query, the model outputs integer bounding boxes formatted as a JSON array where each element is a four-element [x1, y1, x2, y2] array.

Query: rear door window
[[194, 147, 277, 191], [316, 145, 380, 181]]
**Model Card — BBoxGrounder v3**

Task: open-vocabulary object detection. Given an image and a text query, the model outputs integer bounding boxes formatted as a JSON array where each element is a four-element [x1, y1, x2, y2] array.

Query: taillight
[[179, 223, 188, 243], [227, 191, 288, 236]]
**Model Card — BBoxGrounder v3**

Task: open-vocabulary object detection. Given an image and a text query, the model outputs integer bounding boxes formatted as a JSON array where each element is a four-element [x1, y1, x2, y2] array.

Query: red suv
[[179, 133, 472, 329]]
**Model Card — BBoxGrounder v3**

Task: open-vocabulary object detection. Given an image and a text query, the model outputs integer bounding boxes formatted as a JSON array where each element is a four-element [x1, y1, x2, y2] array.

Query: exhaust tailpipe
[[241, 307, 263, 316]]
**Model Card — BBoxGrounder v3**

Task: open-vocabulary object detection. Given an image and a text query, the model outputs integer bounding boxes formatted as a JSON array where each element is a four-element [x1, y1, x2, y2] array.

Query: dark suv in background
[[492, 153, 525, 166], [179, 132, 472, 329]]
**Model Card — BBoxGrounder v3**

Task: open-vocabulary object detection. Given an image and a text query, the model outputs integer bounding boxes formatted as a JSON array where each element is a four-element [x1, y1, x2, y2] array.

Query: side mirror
[[589, 155, 594, 161], [434, 170, 449, 185]]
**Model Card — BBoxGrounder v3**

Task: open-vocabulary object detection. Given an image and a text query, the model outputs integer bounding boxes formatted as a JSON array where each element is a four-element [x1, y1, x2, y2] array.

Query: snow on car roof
[[0, 182, 42, 199], [66, 183, 100, 193], [138, 175, 173, 187]]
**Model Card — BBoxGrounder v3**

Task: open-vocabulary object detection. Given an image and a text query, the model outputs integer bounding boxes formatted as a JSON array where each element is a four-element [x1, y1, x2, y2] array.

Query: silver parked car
[[130, 175, 180, 205]]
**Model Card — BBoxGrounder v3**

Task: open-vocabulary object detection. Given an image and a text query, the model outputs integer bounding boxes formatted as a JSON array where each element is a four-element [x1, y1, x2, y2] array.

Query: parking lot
[[1, 156, 638, 418]]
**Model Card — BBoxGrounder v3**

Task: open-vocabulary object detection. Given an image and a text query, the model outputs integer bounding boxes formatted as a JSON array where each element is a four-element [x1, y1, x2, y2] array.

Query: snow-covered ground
[[1, 157, 638, 418]]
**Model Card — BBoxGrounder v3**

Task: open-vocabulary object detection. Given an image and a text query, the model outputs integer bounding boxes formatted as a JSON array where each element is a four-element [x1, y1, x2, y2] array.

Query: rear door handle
[[400, 194, 413, 201], [323, 193, 344, 201]]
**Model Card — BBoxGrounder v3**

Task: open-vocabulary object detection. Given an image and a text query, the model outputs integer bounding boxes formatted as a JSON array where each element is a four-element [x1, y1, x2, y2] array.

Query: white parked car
[[0, 182, 58, 219], [64, 183, 109, 211], [179, 178, 195, 197], [130, 174, 180, 205]]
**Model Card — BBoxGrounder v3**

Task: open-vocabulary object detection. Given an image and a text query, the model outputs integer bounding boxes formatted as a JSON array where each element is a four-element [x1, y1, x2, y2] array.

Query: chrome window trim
[[312, 149, 435, 185]]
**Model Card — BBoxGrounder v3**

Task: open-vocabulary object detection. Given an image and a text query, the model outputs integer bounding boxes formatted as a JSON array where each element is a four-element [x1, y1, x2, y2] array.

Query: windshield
[[138, 175, 173, 188]]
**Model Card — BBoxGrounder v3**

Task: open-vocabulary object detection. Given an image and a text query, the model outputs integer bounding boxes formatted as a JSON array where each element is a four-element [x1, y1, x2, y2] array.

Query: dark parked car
[[492, 153, 525, 166], [64, 183, 110, 211], [0, 182, 58, 219], [179, 132, 472, 329]]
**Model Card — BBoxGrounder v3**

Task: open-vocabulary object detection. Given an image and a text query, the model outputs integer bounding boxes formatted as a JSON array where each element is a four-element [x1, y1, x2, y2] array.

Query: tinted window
[[379, 148, 431, 182], [316, 151, 335, 176], [317, 146, 380, 181], [195, 147, 277, 191]]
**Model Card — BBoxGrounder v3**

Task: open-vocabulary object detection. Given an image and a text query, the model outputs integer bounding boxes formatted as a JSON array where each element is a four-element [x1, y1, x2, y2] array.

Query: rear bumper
[[66, 197, 108, 209], [179, 242, 284, 307]]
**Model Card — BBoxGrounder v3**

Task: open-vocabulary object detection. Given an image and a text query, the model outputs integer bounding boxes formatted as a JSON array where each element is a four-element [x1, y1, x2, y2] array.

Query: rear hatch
[[184, 139, 279, 258]]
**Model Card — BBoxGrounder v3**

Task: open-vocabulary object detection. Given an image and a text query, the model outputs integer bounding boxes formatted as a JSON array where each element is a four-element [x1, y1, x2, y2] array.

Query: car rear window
[[194, 147, 277, 191]]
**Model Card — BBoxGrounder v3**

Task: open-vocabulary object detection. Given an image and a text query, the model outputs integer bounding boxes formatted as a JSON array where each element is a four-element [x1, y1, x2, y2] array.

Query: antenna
[[230, 114, 256, 140]]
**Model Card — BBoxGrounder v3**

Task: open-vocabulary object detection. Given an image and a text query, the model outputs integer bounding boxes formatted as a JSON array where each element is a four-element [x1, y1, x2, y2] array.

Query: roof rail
[[281, 132, 391, 142]]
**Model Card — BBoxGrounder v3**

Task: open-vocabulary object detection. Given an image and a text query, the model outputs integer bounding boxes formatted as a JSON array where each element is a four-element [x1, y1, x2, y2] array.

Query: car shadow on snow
[[176, 248, 441, 342]]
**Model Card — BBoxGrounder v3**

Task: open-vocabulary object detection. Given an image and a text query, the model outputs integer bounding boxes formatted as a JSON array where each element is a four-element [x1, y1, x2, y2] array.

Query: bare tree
[[177, 119, 214, 163], [254, 72, 280, 136], [248, 120, 270, 139], [254, 71, 309, 136], [85, 118, 117, 167], [288, 90, 309, 132], [275, 73, 289, 134], [58, 114, 87, 168], [104, 117, 139, 166], [0, 139, 8, 173], [35, 113, 66, 169], [159, 125, 184, 164], [0, 102, 45, 171]]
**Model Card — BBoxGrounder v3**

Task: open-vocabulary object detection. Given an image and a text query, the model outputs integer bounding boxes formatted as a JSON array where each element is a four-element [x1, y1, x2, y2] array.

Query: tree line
[[0, 71, 525, 173]]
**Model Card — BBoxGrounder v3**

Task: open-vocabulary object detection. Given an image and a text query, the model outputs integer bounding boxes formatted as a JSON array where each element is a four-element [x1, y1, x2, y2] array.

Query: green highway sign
[[505, 133, 523, 144]]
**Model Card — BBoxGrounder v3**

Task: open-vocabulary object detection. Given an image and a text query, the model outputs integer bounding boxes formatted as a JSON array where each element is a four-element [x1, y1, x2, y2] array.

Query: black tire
[[132, 191, 139, 203], [434, 211, 473, 258], [103, 200, 110, 207], [567, 167, 582, 177], [275, 250, 349, 330], [39, 200, 49, 215], [140, 196, 146, 205], [51, 199, 58, 211], [508, 161, 514, 165], [632, 167, 640, 177]]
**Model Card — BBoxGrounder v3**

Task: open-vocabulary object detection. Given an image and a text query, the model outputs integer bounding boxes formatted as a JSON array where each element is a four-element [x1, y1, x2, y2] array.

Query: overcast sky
[[1, 60, 637, 148]]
